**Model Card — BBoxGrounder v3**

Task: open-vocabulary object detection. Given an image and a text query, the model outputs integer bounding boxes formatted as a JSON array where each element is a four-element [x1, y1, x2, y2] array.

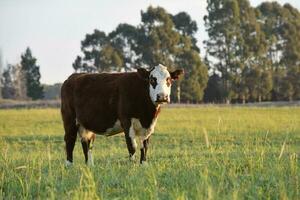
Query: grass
[[0, 107, 299, 199]]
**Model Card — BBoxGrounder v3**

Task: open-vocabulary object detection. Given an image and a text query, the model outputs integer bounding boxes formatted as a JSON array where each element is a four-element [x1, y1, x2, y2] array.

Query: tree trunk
[[226, 98, 230, 104], [242, 95, 246, 104], [177, 85, 181, 103]]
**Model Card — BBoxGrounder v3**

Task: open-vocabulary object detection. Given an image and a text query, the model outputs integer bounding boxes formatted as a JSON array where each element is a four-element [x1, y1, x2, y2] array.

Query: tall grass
[[0, 107, 299, 199]]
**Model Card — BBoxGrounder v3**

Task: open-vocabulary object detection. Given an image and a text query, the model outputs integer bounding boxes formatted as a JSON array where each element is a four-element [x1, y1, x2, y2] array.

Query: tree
[[0, 50, 3, 99], [21, 47, 44, 100], [204, 0, 244, 103], [172, 12, 199, 52], [12, 64, 27, 100], [43, 83, 62, 100], [203, 73, 224, 103], [1, 64, 15, 99], [257, 2, 300, 101], [204, 0, 273, 103], [109, 24, 140, 71]]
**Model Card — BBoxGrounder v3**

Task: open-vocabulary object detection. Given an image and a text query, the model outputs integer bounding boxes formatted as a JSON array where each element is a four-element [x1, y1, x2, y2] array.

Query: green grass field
[[0, 107, 299, 199]]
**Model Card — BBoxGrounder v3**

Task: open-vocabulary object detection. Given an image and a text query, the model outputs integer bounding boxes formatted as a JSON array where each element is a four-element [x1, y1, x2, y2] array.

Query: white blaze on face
[[149, 64, 171, 103]]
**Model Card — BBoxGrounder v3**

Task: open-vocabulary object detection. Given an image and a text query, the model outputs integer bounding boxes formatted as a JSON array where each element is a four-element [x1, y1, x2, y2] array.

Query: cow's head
[[137, 64, 184, 105]]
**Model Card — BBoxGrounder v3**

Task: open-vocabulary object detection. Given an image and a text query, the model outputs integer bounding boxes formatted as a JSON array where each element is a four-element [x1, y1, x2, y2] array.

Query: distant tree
[[172, 12, 199, 52], [1, 64, 15, 99], [0, 50, 3, 99], [204, 0, 274, 103], [109, 23, 140, 71], [176, 50, 208, 103], [43, 83, 62, 100], [257, 2, 300, 101], [12, 64, 27, 100], [138, 6, 180, 67], [171, 11, 207, 102], [204, 0, 243, 103], [21, 47, 44, 100], [75, 30, 122, 72], [203, 73, 224, 103]]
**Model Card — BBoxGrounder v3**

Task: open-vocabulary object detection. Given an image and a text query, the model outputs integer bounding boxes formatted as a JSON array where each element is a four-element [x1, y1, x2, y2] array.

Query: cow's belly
[[102, 120, 124, 136], [78, 120, 123, 140]]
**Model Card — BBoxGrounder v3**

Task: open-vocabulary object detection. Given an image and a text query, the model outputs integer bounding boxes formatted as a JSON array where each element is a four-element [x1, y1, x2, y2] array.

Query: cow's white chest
[[129, 117, 157, 149]]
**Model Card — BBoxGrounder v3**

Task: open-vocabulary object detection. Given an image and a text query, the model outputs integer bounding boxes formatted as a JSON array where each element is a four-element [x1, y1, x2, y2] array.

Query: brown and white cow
[[61, 64, 183, 166]]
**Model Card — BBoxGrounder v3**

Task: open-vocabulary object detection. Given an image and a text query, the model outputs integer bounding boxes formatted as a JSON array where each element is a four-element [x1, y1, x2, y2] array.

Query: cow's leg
[[79, 126, 95, 166], [81, 139, 95, 166], [64, 125, 78, 166], [81, 139, 89, 163], [122, 119, 137, 161], [124, 123, 137, 160], [62, 113, 78, 166], [140, 138, 150, 164]]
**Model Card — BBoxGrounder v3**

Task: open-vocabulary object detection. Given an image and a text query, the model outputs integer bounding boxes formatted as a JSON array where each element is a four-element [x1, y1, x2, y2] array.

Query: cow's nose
[[156, 93, 169, 102]]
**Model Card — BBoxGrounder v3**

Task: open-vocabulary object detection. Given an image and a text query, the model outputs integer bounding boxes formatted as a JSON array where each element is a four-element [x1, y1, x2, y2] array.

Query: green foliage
[[75, 30, 123, 72], [43, 83, 62, 100], [0, 107, 299, 199], [204, 0, 300, 103], [1, 65, 15, 99], [21, 47, 44, 100], [257, 2, 300, 101]]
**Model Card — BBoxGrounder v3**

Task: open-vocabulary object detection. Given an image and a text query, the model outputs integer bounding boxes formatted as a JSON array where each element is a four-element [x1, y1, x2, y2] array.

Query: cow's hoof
[[87, 160, 94, 167], [129, 155, 135, 162], [65, 160, 73, 167]]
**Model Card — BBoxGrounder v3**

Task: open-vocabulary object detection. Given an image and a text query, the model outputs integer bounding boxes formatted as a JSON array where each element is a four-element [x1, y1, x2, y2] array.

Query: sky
[[0, 0, 299, 84]]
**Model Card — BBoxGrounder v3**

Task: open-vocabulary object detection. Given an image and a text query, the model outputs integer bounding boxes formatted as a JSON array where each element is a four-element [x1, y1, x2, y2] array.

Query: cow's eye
[[149, 76, 157, 89], [150, 77, 155, 84]]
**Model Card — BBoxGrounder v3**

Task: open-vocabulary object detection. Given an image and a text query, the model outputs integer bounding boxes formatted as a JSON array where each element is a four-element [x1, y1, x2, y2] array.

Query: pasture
[[0, 106, 299, 199]]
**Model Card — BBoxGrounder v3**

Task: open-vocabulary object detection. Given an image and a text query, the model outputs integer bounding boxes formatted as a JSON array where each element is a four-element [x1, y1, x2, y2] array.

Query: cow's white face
[[149, 64, 172, 104], [137, 64, 184, 105]]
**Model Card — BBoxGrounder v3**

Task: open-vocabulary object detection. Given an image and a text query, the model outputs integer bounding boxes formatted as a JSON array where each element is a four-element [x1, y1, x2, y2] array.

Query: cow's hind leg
[[62, 116, 78, 166], [79, 126, 96, 166]]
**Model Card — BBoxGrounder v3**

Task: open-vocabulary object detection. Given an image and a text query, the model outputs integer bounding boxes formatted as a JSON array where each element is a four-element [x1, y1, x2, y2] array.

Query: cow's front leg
[[140, 138, 150, 164], [124, 124, 137, 161]]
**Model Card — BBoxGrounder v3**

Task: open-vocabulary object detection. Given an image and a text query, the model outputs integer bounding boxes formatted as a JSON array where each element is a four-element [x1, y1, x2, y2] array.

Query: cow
[[61, 64, 183, 166]]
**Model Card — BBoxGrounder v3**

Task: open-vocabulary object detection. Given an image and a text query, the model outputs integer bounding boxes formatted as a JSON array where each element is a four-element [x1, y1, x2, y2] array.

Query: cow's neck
[[137, 85, 161, 128]]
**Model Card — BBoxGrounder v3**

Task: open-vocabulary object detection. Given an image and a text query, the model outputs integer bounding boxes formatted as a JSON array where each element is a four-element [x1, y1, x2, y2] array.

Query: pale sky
[[0, 0, 299, 84]]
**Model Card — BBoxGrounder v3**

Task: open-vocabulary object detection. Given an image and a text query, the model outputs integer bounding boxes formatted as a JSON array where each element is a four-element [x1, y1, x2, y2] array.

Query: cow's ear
[[170, 69, 184, 80], [137, 68, 149, 80]]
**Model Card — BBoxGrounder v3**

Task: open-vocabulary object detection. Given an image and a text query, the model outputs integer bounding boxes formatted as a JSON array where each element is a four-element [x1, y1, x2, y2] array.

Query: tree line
[[1, 1, 300, 103], [1, 48, 44, 100], [204, 0, 300, 103]]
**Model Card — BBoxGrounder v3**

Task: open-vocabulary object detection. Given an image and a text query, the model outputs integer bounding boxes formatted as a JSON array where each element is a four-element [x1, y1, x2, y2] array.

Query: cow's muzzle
[[156, 94, 169, 103]]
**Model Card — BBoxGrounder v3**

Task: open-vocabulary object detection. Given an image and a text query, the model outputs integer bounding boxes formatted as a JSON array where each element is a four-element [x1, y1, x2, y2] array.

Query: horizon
[[1, 0, 299, 84]]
